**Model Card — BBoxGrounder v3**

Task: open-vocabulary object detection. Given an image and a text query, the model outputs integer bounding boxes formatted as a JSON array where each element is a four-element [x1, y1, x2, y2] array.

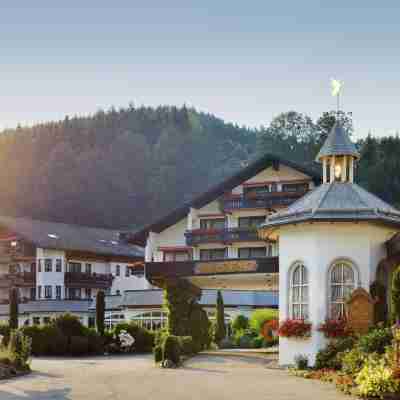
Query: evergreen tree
[[96, 291, 105, 336], [392, 265, 400, 323], [9, 287, 19, 330], [214, 290, 226, 343]]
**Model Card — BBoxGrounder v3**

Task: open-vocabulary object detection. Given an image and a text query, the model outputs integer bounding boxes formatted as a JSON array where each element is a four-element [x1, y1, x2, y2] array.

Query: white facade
[[145, 164, 313, 264], [278, 219, 396, 365]]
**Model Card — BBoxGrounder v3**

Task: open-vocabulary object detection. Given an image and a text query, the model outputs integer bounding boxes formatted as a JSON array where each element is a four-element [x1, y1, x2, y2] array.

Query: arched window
[[290, 263, 309, 320], [329, 261, 356, 318]]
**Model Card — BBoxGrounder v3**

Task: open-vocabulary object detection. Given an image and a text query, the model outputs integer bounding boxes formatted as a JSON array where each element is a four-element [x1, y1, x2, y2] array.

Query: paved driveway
[[0, 354, 352, 400]]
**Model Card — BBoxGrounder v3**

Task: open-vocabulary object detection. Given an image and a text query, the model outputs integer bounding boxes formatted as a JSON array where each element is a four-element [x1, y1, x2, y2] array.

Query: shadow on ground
[[0, 387, 71, 400]]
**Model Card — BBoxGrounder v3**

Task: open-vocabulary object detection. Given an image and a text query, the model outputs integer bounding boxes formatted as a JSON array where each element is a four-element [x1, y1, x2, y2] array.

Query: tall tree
[[214, 290, 226, 343], [96, 291, 105, 336], [9, 287, 19, 330]]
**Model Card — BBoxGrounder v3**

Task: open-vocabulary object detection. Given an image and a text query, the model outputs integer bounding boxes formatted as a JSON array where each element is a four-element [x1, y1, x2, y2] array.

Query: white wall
[[110, 262, 150, 294], [278, 222, 394, 366]]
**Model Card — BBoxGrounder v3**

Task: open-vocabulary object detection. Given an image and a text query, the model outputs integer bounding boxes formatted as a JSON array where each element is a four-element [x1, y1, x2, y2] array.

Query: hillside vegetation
[[0, 105, 398, 229]]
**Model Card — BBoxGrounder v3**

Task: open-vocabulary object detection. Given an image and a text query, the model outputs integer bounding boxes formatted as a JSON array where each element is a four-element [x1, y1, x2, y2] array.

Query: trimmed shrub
[[53, 314, 85, 339], [214, 291, 226, 344], [163, 335, 181, 365], [8, 330, 31, 370], [232, 315, 249, 333], [96, 291, 105, 336], [249, 309, 278, 334], [0, 323, 10, 346], [154, 345, 163, 363], [357, 327, 393, 355], [9, 288, 19, 330], [21, 326, 48, 356], [84, 328, 104, 355], [294, 354, 308, 370], [70, 336, 89, 356], [179, 336, 196, 356], [189, 304, 211, 351], [113, 322, 154, 352], [315, 336, 356, 370]]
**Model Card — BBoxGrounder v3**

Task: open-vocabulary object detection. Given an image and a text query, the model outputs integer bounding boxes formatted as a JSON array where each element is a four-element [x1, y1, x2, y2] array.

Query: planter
[[278, 319, 312, 339]]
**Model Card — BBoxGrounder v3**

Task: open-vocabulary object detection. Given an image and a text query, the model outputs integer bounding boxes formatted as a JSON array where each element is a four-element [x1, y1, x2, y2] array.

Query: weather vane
[[331, 78, 343, 114]]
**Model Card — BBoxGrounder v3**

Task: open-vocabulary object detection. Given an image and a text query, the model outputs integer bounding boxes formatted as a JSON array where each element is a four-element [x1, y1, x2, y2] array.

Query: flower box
[[317, 319, 352, 339], [278, 319, 312, 339]]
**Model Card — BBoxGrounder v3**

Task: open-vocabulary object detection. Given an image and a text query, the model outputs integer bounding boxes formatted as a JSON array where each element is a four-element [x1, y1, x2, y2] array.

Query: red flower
[[278, 319, 312, 338], [317, 319, 352, 339]]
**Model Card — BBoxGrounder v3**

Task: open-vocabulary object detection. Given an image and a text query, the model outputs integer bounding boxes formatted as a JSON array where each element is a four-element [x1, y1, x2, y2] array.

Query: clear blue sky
[[1, 1, 400, 139]]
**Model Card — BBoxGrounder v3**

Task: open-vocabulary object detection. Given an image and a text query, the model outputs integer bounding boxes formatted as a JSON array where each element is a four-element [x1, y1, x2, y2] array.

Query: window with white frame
[[130, 310, 168, 331], [289, 263, 309, 320], [329, 261, 356, 319]]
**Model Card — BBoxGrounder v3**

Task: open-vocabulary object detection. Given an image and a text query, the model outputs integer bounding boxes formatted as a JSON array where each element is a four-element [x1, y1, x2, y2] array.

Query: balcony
[[185, 227, 262, 246], [0, 272, 35, 288], [64, 272, 113, 289], [221, 191, 307, 212]]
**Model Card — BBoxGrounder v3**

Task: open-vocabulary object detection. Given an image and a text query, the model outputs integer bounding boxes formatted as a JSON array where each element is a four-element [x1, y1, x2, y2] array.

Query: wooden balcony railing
[[185, 227, 262, 246], [221, 191, 306, 211], [64, 272, 113, 288], [0, 272, 35, 288]]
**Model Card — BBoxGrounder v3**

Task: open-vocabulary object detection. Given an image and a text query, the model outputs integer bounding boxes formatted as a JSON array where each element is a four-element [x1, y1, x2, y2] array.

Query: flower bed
[[278, 319, 312, 339], [290, 325, 400, 398]]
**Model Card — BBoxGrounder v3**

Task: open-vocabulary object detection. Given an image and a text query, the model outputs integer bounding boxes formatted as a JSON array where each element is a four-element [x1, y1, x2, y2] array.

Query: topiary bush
[[53, 314, 85, 339], [214, 291, 226, 344], [96, 291, 105, 336], [163, 335, 181, 365], [179, 336, 196, 356], [188, 304, 211, 351], [9, 287, 19, 330], [154, 345, 163, 363], [113, 322, 155, 353], [70, 336, 89, 356]]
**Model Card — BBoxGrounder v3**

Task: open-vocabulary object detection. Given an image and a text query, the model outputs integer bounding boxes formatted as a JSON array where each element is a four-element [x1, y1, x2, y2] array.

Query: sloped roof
[[0, 216, 143, 259], [130, 153, 321, 245], [117, 289, 278, 308], [316, 122, 360, 161], [261, 182, 400, 230]]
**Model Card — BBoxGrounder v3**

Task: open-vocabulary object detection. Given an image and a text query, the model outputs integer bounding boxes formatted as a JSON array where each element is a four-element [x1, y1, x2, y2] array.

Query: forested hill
[[0, 105, 399, 230]]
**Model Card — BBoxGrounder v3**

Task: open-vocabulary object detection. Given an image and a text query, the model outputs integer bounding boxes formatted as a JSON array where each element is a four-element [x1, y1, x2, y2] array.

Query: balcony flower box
[[278, 319, 312, 339], [317, 319, 352, 339]]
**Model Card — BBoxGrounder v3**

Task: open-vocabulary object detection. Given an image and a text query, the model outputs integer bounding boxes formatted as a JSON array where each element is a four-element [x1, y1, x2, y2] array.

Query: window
[[44, 259, 52, 272], [56, 259, 62, 272], [282, 183, 309, 193], [44, 285, 52, 299], [200, 248, 227, 260], [68, 288, 81, 300], [164, 251, 191, 262], [244, 185, 270, 197], [116, 265, 120, 276], [200, 218, 225, 230], [37, 286, 42, 299], [238, 247, 267, 259], [85, 263, 92, 274], [131, 311, 168, 331], [85, 288, 92, 299], [38, 259, 42, 272], [330, 261, 355, 319], [56, 285, 62, 300], [125, 266, 130, 277], [69, 262, 82, 273], [30, 287, 36, 300], [238, 216, 266, 228], [290, 263, 309, 320]]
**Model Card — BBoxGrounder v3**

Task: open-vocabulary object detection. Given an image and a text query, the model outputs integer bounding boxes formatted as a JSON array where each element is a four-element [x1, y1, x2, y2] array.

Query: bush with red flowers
[[278, 319, 312, 339], [317, 319, 352, 339]]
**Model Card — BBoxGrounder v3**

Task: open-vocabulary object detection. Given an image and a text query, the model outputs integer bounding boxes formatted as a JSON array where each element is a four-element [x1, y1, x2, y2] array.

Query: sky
[[1, 1, 400, 139]]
